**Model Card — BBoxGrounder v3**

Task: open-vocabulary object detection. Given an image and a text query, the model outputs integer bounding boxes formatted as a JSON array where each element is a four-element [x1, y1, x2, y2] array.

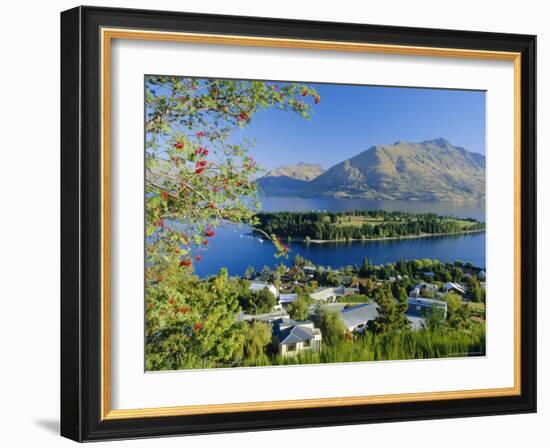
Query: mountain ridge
[[256, 162, 325, 196], [257, 139, 485, 201]]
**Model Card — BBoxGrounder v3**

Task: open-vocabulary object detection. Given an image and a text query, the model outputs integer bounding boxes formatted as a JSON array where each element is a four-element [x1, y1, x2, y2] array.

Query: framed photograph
[[61, 6, 536, 442]]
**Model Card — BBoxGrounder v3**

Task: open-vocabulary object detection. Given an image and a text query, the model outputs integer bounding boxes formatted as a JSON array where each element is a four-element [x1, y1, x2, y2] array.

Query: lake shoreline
[[265, 228, 486, 244]]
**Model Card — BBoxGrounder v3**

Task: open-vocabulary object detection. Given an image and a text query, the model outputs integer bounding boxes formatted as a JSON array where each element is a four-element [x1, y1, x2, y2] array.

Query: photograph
[[144, 75, 487, 371], [56, 4, 538, 442]]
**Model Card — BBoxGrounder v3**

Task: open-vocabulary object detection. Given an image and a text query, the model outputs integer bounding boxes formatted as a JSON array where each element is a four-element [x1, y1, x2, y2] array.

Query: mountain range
[[256, 138, 485, 201], [255, 162, 324, 196]]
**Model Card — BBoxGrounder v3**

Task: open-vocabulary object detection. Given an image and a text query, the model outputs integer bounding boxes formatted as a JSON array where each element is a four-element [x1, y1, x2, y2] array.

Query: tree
[[444, 292, 462, 316], [287, 294, 310, 321], [244, 265, 255, 279], [358, 277, 377, 296], [358, 257, 371, 278], [144, 78, 321, 369], [239, 287, 277, 315], [423, 303, 446, 330], [145, 77, 320, 276], [396, 286, 409, 316], [368, 283, 409, 334], [145, 269, 242, 370], [466, 275, 484, 303], [323, 270, 342, 287], [234, 321, 272, 366], [313, 307, 347, 345]]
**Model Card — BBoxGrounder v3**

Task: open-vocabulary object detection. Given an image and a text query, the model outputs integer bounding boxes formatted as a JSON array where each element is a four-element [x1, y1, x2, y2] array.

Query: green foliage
[[255, 210, 484, 241], [239, 287, 277, 315], [340, 294, 371, 304], [271, 325, 486, 366], [444, 292, 462, 315], [358, 257, 372, 278], [466, 275, 485, 303], [320, 269, 342, 287], [145, 269, 242, 370], [313, 307, 347, 345], [145, 77, 320, 274], [234, 321, 272, 366], [145, 77, 320, 370], [287, 294, 311, 321], [369, 283, 409, 334]]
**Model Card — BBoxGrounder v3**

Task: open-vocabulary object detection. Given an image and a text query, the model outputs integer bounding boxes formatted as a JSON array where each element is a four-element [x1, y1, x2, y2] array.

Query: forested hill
[[256, 139, 485, 201], [255, 210, 485, 241]]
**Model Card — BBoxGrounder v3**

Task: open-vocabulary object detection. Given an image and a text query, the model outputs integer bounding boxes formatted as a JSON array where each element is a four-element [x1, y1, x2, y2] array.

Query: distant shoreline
[[270, 229, 486, 244], [259, 194, 486, 203]]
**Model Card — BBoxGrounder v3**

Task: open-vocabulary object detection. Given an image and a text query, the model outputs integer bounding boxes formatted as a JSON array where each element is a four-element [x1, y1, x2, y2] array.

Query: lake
[[193, 197, 486, 277]]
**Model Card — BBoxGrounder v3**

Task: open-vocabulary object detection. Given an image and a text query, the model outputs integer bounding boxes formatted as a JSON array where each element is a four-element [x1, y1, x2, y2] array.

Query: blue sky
[[235, 82, 486, 172]]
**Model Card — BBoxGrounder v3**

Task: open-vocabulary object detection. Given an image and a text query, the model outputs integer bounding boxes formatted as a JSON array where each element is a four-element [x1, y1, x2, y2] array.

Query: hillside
[[298, 138, 485, 201]]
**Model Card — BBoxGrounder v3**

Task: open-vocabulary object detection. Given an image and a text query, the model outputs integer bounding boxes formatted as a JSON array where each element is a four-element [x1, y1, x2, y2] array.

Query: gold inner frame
[[100, 27, 522, 420]]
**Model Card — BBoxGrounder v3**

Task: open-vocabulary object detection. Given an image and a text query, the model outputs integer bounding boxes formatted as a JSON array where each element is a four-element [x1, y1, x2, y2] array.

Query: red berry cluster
[[180, 259, 192, 268], [194, 147, 209, 156]]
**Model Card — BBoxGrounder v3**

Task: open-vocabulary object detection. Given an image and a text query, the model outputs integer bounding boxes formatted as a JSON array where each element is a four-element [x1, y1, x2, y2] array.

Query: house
[[407, 297, 448, 321], [340, 303, 378, 333], [237, 311, 289, 323], [279, 293, 298, 304], [343, 287, 360, 296], [272, 318, 322, 358], [410, 282, 439, 298], [442, 282, 466, 295], [310, 287, 340, 302], [249, 282, 278, 298], [309, 286, 360, 303]]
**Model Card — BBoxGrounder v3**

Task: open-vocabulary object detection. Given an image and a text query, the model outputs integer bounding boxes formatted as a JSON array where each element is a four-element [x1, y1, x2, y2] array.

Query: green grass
[[269, 326, 486, 366]]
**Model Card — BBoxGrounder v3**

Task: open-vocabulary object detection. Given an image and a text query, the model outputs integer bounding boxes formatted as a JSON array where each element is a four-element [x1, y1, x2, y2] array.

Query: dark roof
[[273, 319, 315, 345], [280, 325, 315, 345]]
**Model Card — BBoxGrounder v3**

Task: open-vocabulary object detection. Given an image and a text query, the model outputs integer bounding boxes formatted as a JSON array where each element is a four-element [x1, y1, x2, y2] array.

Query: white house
[[249, 282, 278, 298], [310, 286, 360, 303], [272, 318, 322, 358], [442, 282, 466, 295], [310, 287, 340, 302]]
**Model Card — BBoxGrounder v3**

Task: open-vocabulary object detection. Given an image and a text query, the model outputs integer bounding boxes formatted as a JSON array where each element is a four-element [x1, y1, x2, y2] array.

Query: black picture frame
[[61, 5, 537, 442]]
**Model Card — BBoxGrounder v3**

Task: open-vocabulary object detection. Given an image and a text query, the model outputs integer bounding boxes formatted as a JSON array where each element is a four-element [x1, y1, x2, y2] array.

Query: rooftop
[[341, 303, 378, 329]]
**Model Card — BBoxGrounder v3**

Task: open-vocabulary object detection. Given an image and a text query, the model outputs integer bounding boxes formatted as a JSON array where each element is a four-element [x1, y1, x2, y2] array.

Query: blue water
[[193, 198, 486, 277]]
